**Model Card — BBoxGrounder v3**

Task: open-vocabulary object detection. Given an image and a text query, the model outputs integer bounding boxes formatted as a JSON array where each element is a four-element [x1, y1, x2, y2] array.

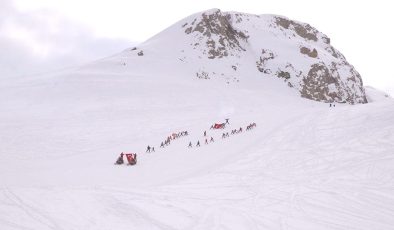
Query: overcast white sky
[[1, 0, 393, 94]]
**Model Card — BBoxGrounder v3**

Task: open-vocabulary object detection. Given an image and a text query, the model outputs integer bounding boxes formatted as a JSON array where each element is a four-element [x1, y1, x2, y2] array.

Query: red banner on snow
[[125, 153, 137, 165]]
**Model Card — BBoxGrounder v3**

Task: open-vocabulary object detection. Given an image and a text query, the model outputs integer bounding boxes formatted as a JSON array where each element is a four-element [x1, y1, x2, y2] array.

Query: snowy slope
[[1, 63, 394, 229], [1, 9, 394, 230], [365, 86, 392, 102]]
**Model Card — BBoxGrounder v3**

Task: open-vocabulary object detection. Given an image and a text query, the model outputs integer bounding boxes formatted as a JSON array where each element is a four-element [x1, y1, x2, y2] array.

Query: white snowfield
[[1, 63, 394, 230]]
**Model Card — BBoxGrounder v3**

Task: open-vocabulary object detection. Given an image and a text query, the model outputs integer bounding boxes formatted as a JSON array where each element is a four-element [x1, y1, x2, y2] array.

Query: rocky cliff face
[[268, 15, 366, 104], [124, 9, 367, 104]]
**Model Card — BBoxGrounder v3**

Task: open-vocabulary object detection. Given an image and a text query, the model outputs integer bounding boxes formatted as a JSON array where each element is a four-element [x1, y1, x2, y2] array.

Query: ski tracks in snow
[[125, 104, 394, 230], [0, 189, 64, 230], [1, 103, 394, 229]]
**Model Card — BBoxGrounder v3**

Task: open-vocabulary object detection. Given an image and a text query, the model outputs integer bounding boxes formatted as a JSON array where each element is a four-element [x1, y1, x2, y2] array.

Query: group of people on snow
[[246, 123, 257, 131], [114, 119, 258, 166], [188, 134, 214, 148], [230, 127, 243, 135], [159, 131, 189, 148], [146, 145, 155, 153]]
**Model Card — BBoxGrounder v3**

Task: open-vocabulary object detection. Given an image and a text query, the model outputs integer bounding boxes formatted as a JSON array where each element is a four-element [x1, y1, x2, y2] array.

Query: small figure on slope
[[115, 152, 124, 165]]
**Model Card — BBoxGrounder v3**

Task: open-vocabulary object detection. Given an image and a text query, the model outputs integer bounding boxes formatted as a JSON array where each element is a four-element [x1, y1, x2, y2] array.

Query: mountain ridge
[[85, 9, 367, 104]]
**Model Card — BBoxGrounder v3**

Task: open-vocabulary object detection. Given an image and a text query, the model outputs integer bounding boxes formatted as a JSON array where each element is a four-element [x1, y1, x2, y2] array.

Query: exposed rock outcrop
[[184, 9, 248, 59]]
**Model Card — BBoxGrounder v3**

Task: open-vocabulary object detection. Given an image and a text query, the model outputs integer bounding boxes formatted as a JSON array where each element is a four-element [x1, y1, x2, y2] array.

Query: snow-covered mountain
[[90, 9, 367, 104], [1, 9, 394, 230]]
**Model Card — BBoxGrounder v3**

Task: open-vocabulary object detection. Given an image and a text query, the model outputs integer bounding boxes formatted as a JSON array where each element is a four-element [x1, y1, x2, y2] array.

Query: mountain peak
[[105, 9, 367, 104], [182, 9, 248, 59]]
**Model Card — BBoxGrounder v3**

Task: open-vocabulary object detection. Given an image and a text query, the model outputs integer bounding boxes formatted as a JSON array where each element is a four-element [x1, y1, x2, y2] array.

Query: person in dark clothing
[[188, 141, 192, 148], [210, 137, 214, 142], [225, 118, 229, 124], [146, 145, 151, 153], [196, 141, 200, 147], [204, 131, 207, 136], [160, 142, 164, 148], [115, 152, 124, 165], [205, 139, 208, 144]]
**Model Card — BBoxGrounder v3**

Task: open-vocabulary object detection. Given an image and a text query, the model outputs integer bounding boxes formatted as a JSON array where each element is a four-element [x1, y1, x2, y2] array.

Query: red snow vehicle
[[125, 153, 137, 165]]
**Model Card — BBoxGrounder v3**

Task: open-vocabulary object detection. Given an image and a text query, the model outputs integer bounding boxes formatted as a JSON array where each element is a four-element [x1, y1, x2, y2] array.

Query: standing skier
[[146, 145, 151, 153]]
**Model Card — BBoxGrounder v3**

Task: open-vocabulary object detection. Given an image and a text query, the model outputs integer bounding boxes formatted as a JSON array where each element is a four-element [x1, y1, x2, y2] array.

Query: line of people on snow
[[188, 133, 214, 148], [246, 123, 257, 131], [222, 122, 256, 138], [188, 121, 257, 147], [230, 127, 243, 135], [115, 130, 189, 166], [114, 119, 258, 166], [159, 131, 189, 149]]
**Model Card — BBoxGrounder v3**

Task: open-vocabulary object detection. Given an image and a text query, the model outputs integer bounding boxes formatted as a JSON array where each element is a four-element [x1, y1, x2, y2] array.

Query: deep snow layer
[[0, 68, 393, 229]]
